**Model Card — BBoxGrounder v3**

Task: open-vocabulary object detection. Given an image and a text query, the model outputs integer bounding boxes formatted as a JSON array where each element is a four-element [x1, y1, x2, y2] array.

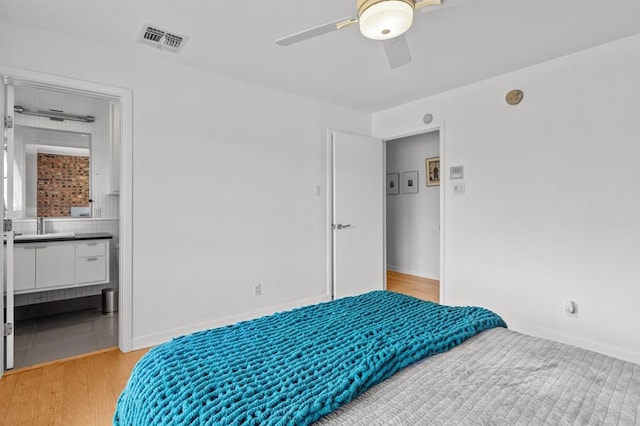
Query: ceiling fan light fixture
[[359, 0, 414, 40]]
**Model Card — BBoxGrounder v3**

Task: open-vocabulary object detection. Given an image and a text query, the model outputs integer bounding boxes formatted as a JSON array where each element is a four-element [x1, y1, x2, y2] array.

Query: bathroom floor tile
[[96, 330, 118, 350], [27, 335, 99, 365], [14, 331, 33, 350], [31, 321, 94, 345], [34, 310, 92, 330], [13, 347, 30, 369], [92, 315, 118, 333], [55, 335, 100, 359], [14, 320, 36, 335], [11, 307, 118, 370]]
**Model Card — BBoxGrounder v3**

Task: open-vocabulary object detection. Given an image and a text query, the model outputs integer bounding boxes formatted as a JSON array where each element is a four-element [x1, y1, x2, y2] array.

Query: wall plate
[[450, 166, 464, 180]]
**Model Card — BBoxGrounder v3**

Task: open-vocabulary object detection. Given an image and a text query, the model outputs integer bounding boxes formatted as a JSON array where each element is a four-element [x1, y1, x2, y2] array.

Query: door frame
[[0, 65, 134, 353], [382, 122, 446, 303]]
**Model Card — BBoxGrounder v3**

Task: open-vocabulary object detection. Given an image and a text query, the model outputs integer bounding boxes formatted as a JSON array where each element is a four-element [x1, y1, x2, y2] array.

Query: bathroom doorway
[[1, 69, 132, 372]]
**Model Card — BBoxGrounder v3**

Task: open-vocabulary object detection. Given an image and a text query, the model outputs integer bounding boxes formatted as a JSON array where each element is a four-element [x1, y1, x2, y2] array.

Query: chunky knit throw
[[114, 291, 506, 425]]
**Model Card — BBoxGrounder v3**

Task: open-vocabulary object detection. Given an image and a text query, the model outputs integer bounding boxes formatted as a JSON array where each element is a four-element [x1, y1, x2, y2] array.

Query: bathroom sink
[[14, 232, 76, 241]]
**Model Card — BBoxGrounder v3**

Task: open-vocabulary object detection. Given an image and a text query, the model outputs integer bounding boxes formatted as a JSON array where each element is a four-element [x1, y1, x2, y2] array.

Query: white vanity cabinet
[[12, 238, 110, 294]]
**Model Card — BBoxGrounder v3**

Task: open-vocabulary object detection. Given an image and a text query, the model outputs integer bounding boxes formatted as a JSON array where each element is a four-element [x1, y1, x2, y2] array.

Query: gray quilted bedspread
[[315, 327, 640, 425]]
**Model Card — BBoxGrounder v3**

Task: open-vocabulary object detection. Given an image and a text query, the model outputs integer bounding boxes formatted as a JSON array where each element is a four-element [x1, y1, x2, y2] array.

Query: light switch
[[315, 185, 321, 196], [453, 183, 465, 195]]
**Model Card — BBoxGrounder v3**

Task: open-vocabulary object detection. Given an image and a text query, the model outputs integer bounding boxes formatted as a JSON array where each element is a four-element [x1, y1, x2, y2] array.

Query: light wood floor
[[0, 274, 437, 425], [0, 347, 149, 426], [387, 270, 440, 303]]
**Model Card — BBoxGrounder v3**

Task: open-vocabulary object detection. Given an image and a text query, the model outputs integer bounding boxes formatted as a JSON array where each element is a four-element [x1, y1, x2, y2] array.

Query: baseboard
[[131, 294, 331, 350], [513, 323, 640, 364], [387, 265, 439, 281]]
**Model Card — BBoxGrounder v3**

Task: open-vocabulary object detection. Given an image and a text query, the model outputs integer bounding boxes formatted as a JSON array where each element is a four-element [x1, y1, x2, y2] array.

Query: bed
[[114, 291, 640, 425]]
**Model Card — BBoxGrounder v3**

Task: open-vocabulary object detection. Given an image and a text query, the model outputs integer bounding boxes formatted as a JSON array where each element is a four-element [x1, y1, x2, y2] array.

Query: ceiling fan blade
[[382, 34, 412, 69], [415, 0, 442, 8], [420, 0, 468, 14], [276, 17, 357, 46]]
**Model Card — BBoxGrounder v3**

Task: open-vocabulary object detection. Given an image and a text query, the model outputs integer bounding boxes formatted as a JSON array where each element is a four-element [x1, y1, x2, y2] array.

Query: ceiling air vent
[[138, 24, 188, 53]]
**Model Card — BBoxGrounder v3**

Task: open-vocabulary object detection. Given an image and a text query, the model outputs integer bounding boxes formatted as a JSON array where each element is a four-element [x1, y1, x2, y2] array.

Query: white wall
[[0, 18, 371, 348], [373, 35, 640, 363], [386, 132, 440, 279]]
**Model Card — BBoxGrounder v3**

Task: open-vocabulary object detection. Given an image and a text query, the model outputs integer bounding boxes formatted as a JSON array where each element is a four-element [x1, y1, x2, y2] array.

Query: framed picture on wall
[[425, 157, 440, 187], [386, 173, 399, 195], [402, 171, 419, 194]]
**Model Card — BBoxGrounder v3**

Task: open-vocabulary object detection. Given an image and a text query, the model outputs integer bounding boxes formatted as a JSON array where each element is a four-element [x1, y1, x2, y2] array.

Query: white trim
[[383, 139, 387, 291], [119, 83, 133, 353], [0, 65, 134, 353], [132, 295, 331, 350], [438, 122, 445, 304]]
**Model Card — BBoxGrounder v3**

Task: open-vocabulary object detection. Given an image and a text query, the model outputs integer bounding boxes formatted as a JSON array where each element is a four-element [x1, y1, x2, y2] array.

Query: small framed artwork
[[425, 157, 440, 187], [386, 173, 399, 195], [402, 171, 419, 194]]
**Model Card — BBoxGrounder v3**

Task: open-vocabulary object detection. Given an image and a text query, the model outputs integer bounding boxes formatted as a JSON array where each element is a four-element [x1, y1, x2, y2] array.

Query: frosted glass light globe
[[359, 1, 414, 40]]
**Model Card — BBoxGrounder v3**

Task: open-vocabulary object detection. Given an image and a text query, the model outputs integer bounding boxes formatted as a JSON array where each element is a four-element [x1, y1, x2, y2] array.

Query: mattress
[[316, 327, 640, 425]]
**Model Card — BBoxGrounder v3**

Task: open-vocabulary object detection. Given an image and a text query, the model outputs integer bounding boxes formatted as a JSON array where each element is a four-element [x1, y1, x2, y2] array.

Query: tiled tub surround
[[12, 218, 119, 307]]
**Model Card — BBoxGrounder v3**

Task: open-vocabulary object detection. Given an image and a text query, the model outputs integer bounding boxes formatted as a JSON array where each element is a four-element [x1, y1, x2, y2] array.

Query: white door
[[331, 130, 384, 299]]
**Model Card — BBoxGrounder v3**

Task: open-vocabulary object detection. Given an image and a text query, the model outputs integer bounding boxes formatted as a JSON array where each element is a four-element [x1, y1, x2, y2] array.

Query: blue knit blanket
[[114, 291, 506, 425]]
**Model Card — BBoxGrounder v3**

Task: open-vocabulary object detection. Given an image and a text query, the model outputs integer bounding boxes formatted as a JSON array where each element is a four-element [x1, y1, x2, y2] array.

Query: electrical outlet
[[95, 206, 102, 217], [253, 283, 262, 296]]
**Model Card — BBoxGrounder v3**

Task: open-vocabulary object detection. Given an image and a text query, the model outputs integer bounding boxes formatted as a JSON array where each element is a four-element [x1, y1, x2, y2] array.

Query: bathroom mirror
[[12, 126, 92, 218]]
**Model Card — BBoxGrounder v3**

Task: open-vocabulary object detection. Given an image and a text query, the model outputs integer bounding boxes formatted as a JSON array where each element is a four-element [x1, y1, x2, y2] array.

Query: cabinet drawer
[[77, 256, 107, 284], [77, 241, 107, 257]]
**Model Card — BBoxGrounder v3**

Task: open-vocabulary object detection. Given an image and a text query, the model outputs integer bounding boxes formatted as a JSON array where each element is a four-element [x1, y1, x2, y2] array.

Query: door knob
[[335, 224, 352, 230]]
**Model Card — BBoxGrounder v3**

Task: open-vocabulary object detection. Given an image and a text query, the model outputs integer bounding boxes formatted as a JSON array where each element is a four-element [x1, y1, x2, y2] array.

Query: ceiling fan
[[276, 0, 442, 69]]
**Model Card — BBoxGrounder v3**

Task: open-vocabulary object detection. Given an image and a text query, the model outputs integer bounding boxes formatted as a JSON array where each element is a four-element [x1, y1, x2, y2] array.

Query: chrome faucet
[[37, 217, 45, 235]]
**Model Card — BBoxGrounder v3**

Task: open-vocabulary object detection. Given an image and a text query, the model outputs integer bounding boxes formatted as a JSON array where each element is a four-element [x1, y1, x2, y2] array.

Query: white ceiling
[[2, 0, 639, 112]]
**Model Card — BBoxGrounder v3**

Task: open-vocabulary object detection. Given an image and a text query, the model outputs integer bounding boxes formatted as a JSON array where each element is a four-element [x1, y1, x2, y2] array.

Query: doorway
[[385, 130, 441, 302], [1, 68, 133, 375]]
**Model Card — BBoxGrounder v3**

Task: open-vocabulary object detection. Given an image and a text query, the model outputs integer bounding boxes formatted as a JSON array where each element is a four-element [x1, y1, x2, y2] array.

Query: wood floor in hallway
[[387, 270, 440, 303]]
